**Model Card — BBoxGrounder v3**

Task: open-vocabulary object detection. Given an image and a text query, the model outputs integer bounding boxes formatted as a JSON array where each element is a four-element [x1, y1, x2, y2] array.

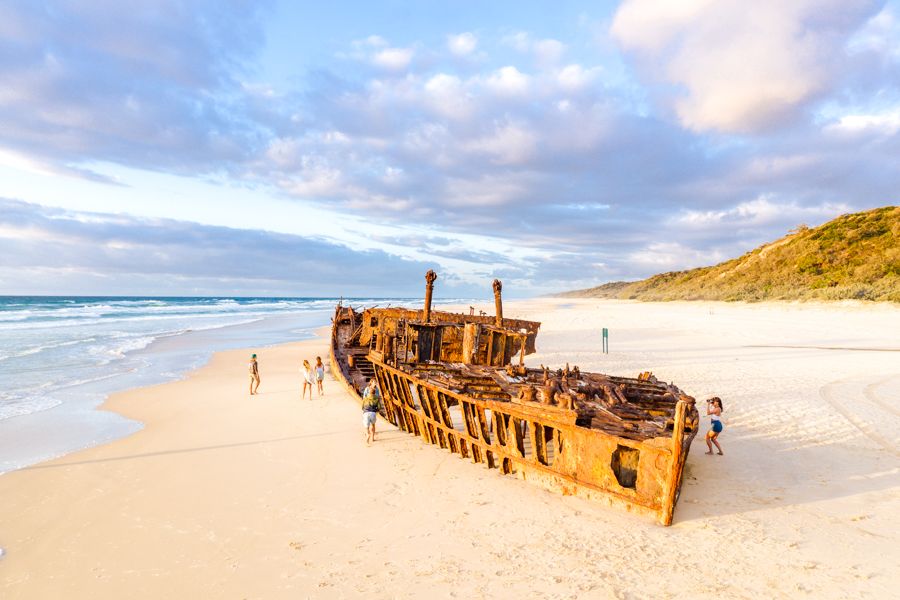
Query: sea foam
[[0, 295, 375, 472]]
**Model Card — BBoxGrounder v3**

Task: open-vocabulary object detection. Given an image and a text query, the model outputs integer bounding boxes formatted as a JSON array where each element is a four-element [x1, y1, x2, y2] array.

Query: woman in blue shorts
[[705, 397, 724, 455]]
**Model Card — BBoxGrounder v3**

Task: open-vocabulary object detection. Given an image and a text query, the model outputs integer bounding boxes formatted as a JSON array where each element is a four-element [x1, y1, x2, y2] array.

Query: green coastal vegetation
[[561, 206, 900, 302]]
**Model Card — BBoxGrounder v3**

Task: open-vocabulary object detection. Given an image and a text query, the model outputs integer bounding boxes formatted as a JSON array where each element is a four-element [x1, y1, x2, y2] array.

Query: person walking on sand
[[248, 353, 260, 395], [301, 359, 315, 400], [362, 379, 382, 445], [705, 397, 724, 455], [315, 356, 325, 397]]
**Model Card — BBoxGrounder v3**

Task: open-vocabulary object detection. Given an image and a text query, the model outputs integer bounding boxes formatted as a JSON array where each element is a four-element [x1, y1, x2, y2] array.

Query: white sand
[[0, 300, 898, 599]]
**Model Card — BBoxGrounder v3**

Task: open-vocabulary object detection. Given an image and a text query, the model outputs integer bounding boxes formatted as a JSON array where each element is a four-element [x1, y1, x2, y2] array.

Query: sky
[[1, 0, 899, 297]]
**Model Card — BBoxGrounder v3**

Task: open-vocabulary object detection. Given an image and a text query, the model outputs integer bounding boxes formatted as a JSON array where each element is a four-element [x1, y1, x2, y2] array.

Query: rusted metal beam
[[492, 278, 503, 327], [423, 269, 437, 324], [659, 399, 688, 526]]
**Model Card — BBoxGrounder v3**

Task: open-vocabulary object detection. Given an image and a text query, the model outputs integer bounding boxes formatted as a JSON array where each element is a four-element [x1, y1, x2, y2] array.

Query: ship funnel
[[423, 270, 437, 323], [492, 279, 503, 327]]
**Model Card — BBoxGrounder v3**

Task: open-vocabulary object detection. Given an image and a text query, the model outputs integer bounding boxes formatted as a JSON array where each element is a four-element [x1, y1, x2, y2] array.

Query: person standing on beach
[[248, 354, 260, 395], [705, 397, 724, 455], [315, 356, 325, 397], [362, 379, 381, 445], [301, 359, 315, 400]]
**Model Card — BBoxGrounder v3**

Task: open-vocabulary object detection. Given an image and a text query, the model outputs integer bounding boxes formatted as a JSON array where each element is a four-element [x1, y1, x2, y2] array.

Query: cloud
[[372, 47, 415, 70], [463, 121, 538, 165], [447, 32, 478, 56], [502, 31, 532, 53], [2, 6, 899, 294], [628, 241, 727, 271], [611, 0, 884, 133], [0, 1, 270, 178], [534, 39, 566, 66], [484, 66, 531, 96], [556, 64, 601, 91], [0, 198, 443, 296], [825, 110, 900, 135], [252, 38, 899, 287], [672, 198, 852, 231], [355, 35, 388, 48], [442, 174, 533, 207], [848, 5, 900, 58], [424, 73, 473, 120], [502, 32, 566, 66]]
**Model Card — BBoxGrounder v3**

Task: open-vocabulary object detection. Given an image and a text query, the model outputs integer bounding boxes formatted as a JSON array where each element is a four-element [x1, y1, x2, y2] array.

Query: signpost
[[602, 327, 609, 354]]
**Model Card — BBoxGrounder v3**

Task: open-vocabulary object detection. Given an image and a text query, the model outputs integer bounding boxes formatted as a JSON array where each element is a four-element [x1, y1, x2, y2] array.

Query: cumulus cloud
[[484, 66, 531, 96], [611, 0, 884, 133], [424, 74, 473, 120], [556, 64, 600, 91], [372, 47, 415, 70], [447, 32, 478, 56]]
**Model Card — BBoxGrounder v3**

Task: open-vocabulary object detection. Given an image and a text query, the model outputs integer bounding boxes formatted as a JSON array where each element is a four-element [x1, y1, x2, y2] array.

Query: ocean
[[0, 296, 431, 473]]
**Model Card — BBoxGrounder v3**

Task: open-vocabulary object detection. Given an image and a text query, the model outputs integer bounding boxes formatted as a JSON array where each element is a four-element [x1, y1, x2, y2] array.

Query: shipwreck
[[330, 271, 700, 525]]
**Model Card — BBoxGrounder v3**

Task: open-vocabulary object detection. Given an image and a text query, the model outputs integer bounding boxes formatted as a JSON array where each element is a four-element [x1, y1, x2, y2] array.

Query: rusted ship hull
[[330, 274, 699, 525]]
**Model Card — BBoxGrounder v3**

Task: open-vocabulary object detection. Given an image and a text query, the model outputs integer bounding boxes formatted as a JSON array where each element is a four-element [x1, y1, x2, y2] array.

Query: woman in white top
[[301, 359, 315, 400], [705, 397, 724, 455], [315, 356, 325, 397]]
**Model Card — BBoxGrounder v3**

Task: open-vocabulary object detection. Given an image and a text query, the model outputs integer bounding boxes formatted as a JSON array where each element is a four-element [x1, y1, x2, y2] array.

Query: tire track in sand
[[864, 376, 900, 418], [820, 378, 900, 458]]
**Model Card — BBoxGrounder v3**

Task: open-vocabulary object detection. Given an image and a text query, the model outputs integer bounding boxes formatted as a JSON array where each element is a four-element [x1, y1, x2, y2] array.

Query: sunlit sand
[[1, 299, 898, 598]]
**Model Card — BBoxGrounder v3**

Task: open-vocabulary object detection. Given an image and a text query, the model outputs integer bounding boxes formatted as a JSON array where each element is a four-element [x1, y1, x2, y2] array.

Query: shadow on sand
[[19, 429, 355, 471]]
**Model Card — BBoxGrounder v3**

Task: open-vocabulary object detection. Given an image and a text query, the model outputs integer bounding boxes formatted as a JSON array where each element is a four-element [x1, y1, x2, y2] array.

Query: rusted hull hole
[[611, 445, 640, 489]]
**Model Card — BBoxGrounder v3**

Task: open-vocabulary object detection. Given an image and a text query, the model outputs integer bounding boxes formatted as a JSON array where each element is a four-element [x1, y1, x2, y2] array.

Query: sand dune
[[1, 300, 898, 599]]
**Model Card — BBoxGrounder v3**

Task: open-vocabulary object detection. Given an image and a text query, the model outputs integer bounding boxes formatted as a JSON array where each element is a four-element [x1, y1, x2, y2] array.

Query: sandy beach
[[1, 299, 898, 599]]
